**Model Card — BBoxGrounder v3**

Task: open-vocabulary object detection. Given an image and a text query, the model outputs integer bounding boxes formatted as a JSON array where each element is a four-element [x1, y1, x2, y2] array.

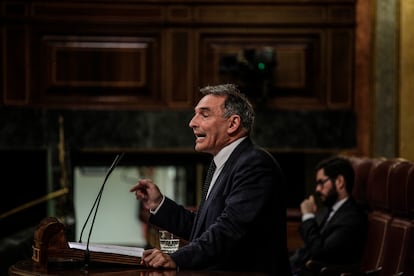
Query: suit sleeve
[[149, 197, 196, 241]]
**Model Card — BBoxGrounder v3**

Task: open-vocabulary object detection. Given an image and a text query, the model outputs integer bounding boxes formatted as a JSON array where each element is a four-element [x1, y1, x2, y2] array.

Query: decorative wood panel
[[194, 5, 354, 25], [46, 38, 147, 88], [2, 25, 30, 105], [36, 35, 163, 108], [165, 30, 194, 108], [275, 47, 307, 89], [0, 0, 356, 110], [199, 30, 326, 108], [31, 3, 165, 23], [328, 29, 354, 107]]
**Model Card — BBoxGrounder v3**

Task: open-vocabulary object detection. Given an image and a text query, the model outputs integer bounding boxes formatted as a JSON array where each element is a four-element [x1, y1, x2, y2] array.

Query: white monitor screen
[[73, 165, 187, 247]]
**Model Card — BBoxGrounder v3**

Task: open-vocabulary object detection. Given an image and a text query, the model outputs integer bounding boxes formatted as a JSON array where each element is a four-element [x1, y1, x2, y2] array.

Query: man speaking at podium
[[130, 84, 291, 275]]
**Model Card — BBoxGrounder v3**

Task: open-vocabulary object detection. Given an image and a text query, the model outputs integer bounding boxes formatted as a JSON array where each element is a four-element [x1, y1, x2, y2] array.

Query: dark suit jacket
[[149, 137, 291, 275], [292, 197, 368, 270]]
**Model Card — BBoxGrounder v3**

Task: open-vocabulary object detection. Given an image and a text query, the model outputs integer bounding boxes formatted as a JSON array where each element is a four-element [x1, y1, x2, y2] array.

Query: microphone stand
[[78, 153, 125, 269]]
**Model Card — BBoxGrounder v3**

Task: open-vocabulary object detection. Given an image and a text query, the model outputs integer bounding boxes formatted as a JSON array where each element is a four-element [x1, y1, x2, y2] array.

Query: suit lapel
[[200, 138, 251, 210], [320, 199, 353, 234], [191, 163, 226, 239], [191, 138, 253, 240]]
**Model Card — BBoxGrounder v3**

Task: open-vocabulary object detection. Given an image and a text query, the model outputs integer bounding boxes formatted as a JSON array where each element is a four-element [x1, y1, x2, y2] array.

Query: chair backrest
[[380, 218, 412, 276], [366, 158, 398, 211], [387, 160, 412, 216], [360, 210, 392, 271], [347, 156, 374, 209], [380, 161, 413, 276], [400, 165, 414, 276], [407, 165, 414, 217], [360, 158, 397, 272]]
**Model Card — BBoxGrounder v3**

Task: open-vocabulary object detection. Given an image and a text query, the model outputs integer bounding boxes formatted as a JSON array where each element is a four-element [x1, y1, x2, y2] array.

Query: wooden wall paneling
[[194, 5, 327, 25], [165, 29, 195, 108], [274, 45, 307, 90], [31, 3, 165, 24], [47, 37, 147, 88], [2, 25, 30, 105], [36, 34, 163, 109], [354, 0, 374, 156], [1, 0, 357, 111], [166, 5, 192, 24], [328, 29, 354, 108], [164, 5, 194, 108], [199, 29, 327, 109], [8, 1, 169, 109], [270, 30, 326, 109]]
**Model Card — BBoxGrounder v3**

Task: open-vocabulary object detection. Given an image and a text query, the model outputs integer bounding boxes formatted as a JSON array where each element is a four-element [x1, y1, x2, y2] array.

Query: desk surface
[[9, 259, 267, 276]]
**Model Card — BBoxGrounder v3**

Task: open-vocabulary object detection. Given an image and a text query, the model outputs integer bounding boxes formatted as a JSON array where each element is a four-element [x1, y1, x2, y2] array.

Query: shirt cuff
[[302, 213, 315, 222], [149, 195, 165, 214]]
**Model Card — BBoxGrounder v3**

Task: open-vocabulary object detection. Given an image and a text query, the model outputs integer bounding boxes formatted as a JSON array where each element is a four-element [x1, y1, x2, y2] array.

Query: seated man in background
[[290, 156, 368, 275]]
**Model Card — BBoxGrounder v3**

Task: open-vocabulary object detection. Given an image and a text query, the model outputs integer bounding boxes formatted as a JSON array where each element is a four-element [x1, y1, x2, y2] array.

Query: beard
[[318, 186, 339, 208]]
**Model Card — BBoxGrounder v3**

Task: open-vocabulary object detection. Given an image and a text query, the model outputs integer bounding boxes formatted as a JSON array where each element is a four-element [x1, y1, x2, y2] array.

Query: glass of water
[[159, 230, 180, 254]]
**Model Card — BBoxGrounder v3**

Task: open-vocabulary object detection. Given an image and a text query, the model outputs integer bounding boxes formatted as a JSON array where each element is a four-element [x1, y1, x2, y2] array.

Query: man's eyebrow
[[196, 107, 211, 112]]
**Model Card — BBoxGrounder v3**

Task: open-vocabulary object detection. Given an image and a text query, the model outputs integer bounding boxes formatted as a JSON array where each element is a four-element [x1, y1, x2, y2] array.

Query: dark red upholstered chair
[[400, 165, 414, 276], [346, 156, 375, 210], [407, 165, 414, 217], [387, 160, 412, 216], [365, 158, 398, 212], [358, 158, 400, 273], [380, 160, 413, 276]]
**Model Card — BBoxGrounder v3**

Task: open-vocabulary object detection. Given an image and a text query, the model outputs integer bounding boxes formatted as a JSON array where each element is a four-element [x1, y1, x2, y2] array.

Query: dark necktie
[[200, 160, 216, 206], [189, 160, 216, 241]]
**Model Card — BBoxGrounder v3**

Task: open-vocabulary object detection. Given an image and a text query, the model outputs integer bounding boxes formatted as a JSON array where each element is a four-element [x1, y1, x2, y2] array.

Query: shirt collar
[[213, 137, 247, 169], [332, 196, 349, 212]]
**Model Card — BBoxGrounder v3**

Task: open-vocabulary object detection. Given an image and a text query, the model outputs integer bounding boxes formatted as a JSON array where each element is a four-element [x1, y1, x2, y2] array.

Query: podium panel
[[9, 259, 267, 276]]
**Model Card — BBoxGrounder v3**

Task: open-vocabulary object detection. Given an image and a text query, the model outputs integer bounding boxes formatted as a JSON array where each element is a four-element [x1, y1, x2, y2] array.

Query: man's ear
[[336, 175, 346, 190], [227, 115, 241, 134]]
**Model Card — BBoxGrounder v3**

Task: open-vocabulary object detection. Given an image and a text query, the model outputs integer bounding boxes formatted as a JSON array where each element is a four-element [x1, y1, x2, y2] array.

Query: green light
[[258, 62, 265, 70]]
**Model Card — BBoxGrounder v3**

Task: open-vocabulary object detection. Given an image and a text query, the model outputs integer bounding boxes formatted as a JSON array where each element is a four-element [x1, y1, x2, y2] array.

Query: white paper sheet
[[68, 242, 144, 258]]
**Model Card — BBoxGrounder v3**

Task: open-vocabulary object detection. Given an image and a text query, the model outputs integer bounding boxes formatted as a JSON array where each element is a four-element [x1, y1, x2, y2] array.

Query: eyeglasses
[[316, 178, 331, 186]]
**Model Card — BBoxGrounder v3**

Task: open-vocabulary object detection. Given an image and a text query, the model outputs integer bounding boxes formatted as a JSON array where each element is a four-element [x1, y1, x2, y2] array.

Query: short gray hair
[[200, 84, 255, 133]]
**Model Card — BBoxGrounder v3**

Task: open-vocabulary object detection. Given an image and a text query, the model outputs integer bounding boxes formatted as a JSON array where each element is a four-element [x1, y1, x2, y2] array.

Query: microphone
[[78, 152, 125, 268]]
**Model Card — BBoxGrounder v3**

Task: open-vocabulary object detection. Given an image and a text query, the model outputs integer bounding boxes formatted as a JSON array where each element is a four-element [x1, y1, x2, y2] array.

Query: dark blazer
[[149, 137, 291, 275], [292, 197, 368, 269]]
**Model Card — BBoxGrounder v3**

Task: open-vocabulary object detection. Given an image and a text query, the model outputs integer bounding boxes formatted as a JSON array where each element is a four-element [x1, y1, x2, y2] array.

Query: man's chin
[[194, 144, 204, 152], [195, 145, 213, 155]]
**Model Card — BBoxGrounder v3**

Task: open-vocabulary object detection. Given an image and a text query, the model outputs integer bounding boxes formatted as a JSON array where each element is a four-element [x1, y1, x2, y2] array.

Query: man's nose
[[189, 116, 196, 128], [315, 185, 322, 193]]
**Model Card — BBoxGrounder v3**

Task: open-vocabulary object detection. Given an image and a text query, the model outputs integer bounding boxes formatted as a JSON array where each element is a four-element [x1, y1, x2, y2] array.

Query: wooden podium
[[9, 258, 267, 276], [9, 258, 162, 276], [9, 217, 266, 276], [30, 217, 142, 272]]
